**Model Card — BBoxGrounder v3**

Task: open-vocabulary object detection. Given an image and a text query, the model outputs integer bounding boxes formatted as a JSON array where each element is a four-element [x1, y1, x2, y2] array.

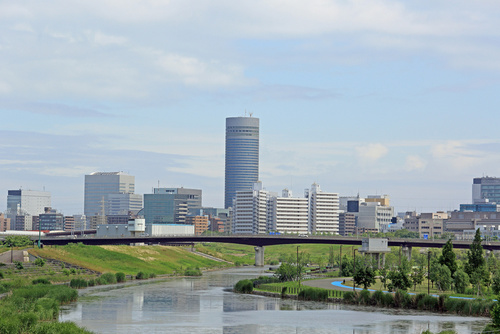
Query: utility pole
[[353, 248, 357, 293], [297, 245, 301, 291], [427, 251, 431, 295]]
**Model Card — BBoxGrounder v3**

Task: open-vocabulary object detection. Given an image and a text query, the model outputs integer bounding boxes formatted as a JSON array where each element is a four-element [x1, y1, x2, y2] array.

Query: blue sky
[[1, 0, 500, 215]]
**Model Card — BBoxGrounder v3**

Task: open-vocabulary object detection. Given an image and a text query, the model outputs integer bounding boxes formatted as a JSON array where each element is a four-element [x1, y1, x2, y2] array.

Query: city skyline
[[1, 1, 500, 214]]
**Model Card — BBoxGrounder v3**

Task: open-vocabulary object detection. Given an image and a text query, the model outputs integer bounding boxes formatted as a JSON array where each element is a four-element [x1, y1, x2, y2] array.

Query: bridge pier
[[255, 246, 265, 267], [402, 246, 412, 262]]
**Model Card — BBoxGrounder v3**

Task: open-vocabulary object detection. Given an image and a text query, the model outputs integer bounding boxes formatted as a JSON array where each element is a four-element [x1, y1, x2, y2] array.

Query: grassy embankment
[[28, 243, 232, 276], [196, 243, 343, 267]]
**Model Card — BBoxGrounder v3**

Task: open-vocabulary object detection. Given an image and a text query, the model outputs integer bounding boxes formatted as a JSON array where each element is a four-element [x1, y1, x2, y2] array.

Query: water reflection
[[61, 268, 489, 334]]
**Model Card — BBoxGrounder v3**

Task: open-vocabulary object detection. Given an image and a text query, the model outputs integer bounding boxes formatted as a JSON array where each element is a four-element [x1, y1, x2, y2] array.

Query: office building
[[154, 188, 202, 215], [338, 212, 356, 236], [306, 183, 339, 234], [84, 172, 140, 217], [186, 215, 209, 235], [6, 189, 51, 221], [143, 191, 189, 225], [356, 201, 394, 232], [269, 189, 309, 235], [224, 116, 259, 209], [232, 182, 270, 234], [473, 176, 500, 204], [0, 213, 10, 232], [36, 207, 64, 231]]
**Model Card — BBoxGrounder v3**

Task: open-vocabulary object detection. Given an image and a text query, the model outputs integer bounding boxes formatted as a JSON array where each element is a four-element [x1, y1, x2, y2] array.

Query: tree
[[492, 271, 500, 295], [379, 266, 389, 289], [410, 265, 425, 291], [439, 239, 457, 277], [353, 266, 376, 290], [274, 263, 297, 282], [454, 269, 470, 294], [465, 228, 485, 276], [434, 264, 452, 292], [387, 257, 412, 292]]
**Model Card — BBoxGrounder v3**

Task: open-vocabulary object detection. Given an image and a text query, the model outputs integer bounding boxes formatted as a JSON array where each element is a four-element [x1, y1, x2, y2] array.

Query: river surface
[[60, 267, 489, 334]]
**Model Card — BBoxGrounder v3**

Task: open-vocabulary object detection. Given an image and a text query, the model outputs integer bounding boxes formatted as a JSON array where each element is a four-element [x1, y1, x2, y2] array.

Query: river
[[60, 267, 489, 334]]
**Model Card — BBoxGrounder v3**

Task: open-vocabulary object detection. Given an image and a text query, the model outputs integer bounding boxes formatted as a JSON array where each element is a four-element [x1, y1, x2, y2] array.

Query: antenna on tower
[[249, 112, 253, 117]]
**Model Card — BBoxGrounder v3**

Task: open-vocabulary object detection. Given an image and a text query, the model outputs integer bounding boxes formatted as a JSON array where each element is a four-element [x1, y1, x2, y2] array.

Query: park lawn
[[29, 243, 231, 275], [343, 278, 466, 296]]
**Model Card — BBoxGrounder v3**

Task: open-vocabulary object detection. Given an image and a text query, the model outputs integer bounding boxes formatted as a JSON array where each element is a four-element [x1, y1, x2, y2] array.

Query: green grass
[[29, 243, 231, 275], [197, 243, 344, 266]]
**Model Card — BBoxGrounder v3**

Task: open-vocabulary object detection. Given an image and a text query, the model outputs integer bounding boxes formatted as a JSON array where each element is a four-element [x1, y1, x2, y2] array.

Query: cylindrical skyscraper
[[225, 116, 259, 209]]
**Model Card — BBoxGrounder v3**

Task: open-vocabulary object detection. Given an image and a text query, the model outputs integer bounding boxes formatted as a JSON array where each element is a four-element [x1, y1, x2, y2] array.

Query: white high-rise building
[[269, 189, 309, 234], [6, 189, 51, 222], [306, 183, 339, 234], [84, 172, 141, 217], [232, 182, 271, 234]]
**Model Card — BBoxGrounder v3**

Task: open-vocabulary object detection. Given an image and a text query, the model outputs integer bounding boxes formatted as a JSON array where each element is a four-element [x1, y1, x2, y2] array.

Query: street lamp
[[297, 245, 301, 291], [353, 248, 358, 293], [427, 251, 431, 295]]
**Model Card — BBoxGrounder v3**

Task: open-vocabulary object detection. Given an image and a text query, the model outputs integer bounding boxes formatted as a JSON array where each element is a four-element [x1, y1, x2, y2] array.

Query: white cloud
[[88, 31, 128, 46], [355, 143, 389, 162], [405, 155, 427, 171], [156, 53, 246, 88]]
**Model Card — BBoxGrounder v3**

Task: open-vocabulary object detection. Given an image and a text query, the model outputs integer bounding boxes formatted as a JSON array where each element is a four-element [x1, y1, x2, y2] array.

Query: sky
[[1, 0, 500, 215]]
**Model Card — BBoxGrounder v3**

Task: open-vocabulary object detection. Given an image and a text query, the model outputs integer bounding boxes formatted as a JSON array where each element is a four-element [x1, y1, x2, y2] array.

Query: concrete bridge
[[35, 234, 500, 266]]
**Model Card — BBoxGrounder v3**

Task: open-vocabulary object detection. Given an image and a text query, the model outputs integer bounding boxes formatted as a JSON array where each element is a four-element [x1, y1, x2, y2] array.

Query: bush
[[87, 279, 96, 287], [269, 260, 279, 265], [383, 292, 394, 307], [371, 290, 385, 306], [62, 269, 71, 276], [359, 289, 371, 305], [394, 290, 412, 309], [70, 279, 88, 289], [97, 273, 117, 285], [32, 278, 51, 285], [234, 279, 253, 294], [0, 272, 3, 279], [34, 258, 45, 267], [14, 261, 24, 270], [298, 288, 329, 302], [184, 267, 202, 276], [136, 272, 149, 280], [116, 272, 126, 283], [343, 291, 356, 304], [149, 272, 157, 279], [418, 295, 438, 311]]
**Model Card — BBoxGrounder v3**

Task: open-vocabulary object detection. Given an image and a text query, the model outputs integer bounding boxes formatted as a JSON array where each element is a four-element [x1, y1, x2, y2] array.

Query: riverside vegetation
[[0, 239, 235, 333]]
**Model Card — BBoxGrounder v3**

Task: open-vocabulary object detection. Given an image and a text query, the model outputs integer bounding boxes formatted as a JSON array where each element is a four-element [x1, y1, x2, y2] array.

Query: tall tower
[[224, 116, 259, 209]]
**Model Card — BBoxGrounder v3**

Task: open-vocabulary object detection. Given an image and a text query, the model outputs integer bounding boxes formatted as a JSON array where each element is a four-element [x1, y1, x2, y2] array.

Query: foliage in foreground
[[343, 289, 494, 317], [0, 284, 90, 333]]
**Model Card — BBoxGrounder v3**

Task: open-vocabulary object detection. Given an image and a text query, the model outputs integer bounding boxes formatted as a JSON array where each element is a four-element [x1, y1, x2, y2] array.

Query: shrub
[[394, 290, 412, 309], [298, 288, 329, 302], [269, 260, 279, 265], [234, 279, 253, 294], [136, 272, 149, 280], [418, 295, 438, 311], [343, 291, 356, 304], [383, 292, 394, 307], [14, 261, 24, 270], [371, 290, 385, 306], [116, 272, 126, 283], [359, 289, 371, 305], [149, 272, 157, 279], [70, 268, 77, 274], [184, 267, 202, 276], [34, 258, 45, 267], [32, 278, 51, 285], [97, 273, 117, 285], [70, 279, 88, 289], [62, 269, 71, 276], [87, 279, 96, 287], [0, 271, 3, 279]]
